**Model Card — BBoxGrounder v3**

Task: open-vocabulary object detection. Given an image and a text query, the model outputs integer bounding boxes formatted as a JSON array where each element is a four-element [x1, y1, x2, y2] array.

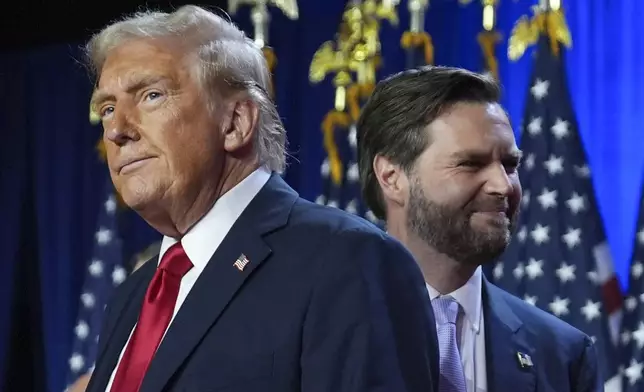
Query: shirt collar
[[158, 167, 271, 271], [426, 266, 483, 333]]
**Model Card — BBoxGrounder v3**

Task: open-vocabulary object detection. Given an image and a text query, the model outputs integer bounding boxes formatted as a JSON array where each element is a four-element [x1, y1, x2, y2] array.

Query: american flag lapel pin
[[516, 352, 533, 369], [233, 254, 250, 271]]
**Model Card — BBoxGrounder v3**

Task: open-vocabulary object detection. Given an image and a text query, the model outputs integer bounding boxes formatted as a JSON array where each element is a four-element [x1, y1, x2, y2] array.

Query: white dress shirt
[[427, 266, 487, 392], [105, 167, 271, 391]]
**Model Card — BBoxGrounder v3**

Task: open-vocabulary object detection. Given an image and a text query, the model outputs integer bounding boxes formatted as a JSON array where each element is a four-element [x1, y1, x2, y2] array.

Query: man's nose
[[105, 108, 140, 146]]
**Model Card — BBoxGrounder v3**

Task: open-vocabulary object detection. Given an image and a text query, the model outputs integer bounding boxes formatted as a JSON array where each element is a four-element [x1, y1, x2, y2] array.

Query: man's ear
[[223, 98, 259, 154], [373, 154, 409, 209]]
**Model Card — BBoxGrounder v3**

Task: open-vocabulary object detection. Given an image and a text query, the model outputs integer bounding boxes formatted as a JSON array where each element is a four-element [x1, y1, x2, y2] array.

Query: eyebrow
[[451, 148, 523, 161], [90, 74, 169, 109]]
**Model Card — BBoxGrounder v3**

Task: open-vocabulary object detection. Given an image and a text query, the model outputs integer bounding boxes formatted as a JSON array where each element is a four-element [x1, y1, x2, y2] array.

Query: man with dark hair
[[357, 65, 601, 392]]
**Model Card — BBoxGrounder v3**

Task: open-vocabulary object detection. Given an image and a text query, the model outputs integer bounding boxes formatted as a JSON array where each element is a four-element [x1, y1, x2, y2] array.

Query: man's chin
[[119, 190, 154, 212], [469, 231, 511, 263]]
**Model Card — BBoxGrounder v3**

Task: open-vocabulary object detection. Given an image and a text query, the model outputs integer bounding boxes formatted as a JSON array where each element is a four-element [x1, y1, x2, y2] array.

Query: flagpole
[[477, 0, 500, 79], [507, 0, 571, 61], [228, 0, 300, 96], [309, 1, 393, 222], [401, 0, 432, 67]]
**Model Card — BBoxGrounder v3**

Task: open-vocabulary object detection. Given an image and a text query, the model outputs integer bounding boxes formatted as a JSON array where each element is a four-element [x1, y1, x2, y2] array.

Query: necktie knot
[[159, 242, 193, 277], [432, 296, 459, 325]]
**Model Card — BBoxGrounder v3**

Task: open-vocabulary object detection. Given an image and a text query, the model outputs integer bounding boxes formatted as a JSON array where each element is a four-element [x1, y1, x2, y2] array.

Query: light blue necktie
[[432, 296, 467, 392]]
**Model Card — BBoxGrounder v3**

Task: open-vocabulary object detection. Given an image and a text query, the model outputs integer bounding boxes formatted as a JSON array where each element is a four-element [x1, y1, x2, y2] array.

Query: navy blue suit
[[483, 278, 601, 392], [87, 174, 439, 392]]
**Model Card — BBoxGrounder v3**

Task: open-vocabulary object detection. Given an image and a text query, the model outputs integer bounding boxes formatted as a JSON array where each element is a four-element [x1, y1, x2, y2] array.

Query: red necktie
[[110, 242, 193, 392]]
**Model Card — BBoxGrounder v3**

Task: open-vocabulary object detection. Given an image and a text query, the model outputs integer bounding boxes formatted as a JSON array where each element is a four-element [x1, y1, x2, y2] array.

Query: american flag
[[620, 181, 644, 389], [65, 177, 127, 389], [490, 34, 622, 390], [316, 113, 380, 224]]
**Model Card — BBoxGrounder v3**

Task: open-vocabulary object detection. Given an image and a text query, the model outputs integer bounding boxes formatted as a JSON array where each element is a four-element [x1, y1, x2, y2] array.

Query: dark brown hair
[[357, 65, 502, 220]]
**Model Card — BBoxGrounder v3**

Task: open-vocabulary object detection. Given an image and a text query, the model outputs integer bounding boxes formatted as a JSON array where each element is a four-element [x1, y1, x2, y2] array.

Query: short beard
[[406, 181, 515, 266]]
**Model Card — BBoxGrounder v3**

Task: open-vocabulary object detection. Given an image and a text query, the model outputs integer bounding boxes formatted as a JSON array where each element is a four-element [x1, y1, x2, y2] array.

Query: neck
[[386, 215, 479, 295], [144, 159, 259, 238]]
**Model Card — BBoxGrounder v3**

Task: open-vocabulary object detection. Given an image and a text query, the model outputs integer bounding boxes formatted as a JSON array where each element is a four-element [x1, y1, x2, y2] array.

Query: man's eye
[[101, 106, 114, 118], [145, 92, 163, 101]]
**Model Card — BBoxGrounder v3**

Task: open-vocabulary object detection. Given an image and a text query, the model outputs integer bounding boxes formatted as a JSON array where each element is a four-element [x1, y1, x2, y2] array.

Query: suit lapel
[[139, 174, 297, 392], [483, 279, 536, 392], [88, 261, 156, 392]]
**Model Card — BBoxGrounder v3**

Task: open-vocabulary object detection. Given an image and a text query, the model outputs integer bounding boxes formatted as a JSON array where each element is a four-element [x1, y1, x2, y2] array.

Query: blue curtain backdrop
[[0, 0, 642, 391]]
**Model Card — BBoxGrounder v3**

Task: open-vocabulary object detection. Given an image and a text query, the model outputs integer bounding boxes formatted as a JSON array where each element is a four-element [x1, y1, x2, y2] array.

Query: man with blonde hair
[[84, 5, 439, 392]]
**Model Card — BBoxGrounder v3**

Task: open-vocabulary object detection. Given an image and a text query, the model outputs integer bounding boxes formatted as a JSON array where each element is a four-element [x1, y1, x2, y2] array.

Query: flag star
[[625, 359, 644, 386], [112, 266, 127, 286], [625, 296, 638, 312], [530, 224, 550, 245], [525, 258, 544, 279], [104, 195, 117, 214], [639, 293, 644, 303], [531, 78, 549, 100], [633, 322, 644, 349], [365, 210, 378, 223], [348, 125, 357, 147], [320, 159, 329, 177], [513, 262, 525, 280], [516, 226, 527, 242], [74, 321, 90, 340], [521, 191, 530, 209], [555, 262, 576, 283], [80, 292, 96, 308], [638, 229, 644, 246], [543, 155, 564, 176], [587, 270, 599, 285], [95, 228, 113, 245], [632, 261, 644, 279], [537, 188, 557, 209], [524, 295, 537, 306], [524, 153, 535, 170], [69, 353, 85, 372], [565, 193, 586, 214], [562, 228, 581, 249], [346, 163, 359, 182], [88, 259, 104, 277], [550, 118, 570, 139], [622, 330, 632, 345], [548, 296, 570, 317], [580, 300, 601, 322], [493, 262, 503, 279], [314, 195, 326, 205], [327, 200, 339, 208], [527, 117, 543, 135], [574, 164, 591, 178], [345, 199, 358, 214]]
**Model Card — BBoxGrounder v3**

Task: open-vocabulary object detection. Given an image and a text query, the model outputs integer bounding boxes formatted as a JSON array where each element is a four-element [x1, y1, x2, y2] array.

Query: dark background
[[0, 1, 228, 50], [1, 1, 642, 391]]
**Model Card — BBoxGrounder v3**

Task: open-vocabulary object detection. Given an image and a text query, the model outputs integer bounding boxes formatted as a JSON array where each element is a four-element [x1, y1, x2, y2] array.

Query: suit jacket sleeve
[[574, 336, 602, 392], [300, 228, 439, 392]]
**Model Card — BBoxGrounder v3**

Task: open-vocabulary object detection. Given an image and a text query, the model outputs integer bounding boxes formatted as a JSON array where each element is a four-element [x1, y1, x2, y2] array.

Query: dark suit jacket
[[87, 174, 440, 392], [483, 278, 601, 392]]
